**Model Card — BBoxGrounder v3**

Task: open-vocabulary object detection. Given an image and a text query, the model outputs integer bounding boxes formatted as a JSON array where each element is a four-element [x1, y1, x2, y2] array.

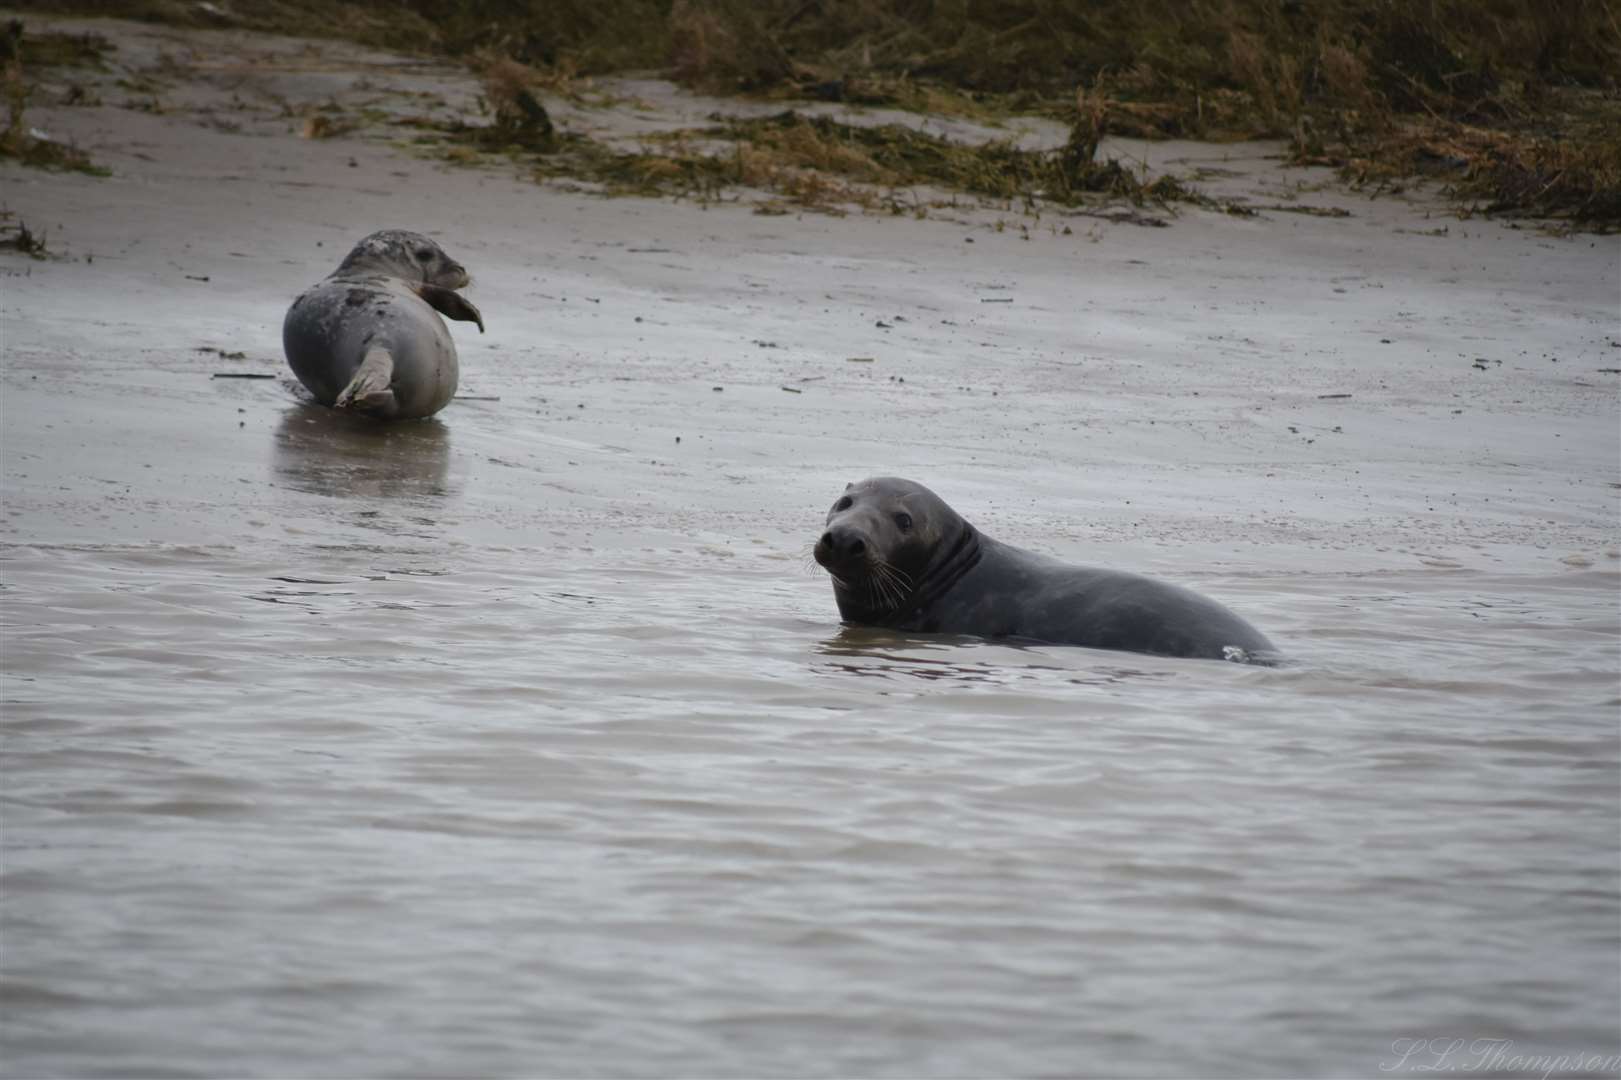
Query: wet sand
[[2, 14, 1619, 1079]]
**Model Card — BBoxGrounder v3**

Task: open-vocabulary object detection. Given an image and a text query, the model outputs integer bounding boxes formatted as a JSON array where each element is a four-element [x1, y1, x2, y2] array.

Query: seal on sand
[[283, 230, 484, 420], [813, 477, 1277, 662]]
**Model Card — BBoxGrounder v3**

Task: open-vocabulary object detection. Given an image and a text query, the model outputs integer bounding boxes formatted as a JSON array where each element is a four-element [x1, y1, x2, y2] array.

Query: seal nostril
[[819, 531, 834, 548], [849, 538, 865, 555]]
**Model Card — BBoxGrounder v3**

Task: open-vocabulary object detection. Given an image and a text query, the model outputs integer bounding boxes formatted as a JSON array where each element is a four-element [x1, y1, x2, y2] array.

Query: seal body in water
[[813, 477, 1277, 662], [283, 230, 484, 419]]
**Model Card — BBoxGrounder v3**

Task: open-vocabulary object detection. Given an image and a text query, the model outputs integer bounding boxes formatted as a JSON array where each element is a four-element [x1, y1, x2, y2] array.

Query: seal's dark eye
[[834, 496, 853, 512], [414, 247, 434, 263], [894, 512, 913, 531]]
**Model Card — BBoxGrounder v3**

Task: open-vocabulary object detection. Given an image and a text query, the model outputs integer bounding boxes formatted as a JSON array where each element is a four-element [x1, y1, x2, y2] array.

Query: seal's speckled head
[[814, 476, 969, 616], [334, 230, 471, 289]]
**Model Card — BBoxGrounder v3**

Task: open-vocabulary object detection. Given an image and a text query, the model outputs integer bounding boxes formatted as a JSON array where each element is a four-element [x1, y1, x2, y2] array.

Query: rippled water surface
[[4, 399, 1617, 1077]]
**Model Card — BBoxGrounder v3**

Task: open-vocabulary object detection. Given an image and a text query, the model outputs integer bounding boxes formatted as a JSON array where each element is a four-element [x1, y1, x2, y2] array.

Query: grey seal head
[[282, 229, 485, 420], [813, 476, 1278, 662]]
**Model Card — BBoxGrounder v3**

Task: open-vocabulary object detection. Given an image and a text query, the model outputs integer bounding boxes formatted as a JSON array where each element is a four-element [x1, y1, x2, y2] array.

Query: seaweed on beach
[[1337, 114, 1621, 227], [417, 47, 1206, 215], [0, 19, 112, 69], [472, 54, 558, 150], [15, 0, 1621, 226], [0, 21, 109, 175], [425, 90, 1211, 216], [0, 211, 53, 258], [448, 0, 1621, 226], [700, 108, 1176, 206]]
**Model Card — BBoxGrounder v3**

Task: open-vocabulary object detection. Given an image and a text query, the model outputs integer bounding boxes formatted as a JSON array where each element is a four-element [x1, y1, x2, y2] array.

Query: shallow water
[[4, 403, 1618, 1078]]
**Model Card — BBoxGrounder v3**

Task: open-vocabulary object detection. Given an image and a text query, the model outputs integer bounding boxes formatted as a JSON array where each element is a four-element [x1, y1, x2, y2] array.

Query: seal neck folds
[[902, 521, 981, 620], [834, 521, 982, 628]]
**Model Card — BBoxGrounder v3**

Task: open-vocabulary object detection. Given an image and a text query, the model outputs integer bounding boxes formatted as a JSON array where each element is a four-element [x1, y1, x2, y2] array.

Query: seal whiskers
[[865, 558, 913, 612]]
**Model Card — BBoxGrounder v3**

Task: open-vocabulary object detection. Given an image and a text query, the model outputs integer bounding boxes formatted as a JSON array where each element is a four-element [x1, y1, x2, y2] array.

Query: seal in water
[[283, 229, 485, 419], [813, 477, 1277, 662]]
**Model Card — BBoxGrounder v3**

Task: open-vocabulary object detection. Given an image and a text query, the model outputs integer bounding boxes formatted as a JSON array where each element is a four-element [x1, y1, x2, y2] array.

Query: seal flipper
[[417, 284, 484, 333], [334, 346, 400, 417]]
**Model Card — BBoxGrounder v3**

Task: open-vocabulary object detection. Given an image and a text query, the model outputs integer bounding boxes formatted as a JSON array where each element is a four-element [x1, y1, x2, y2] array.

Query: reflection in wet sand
[[271, 404, 454, 501]]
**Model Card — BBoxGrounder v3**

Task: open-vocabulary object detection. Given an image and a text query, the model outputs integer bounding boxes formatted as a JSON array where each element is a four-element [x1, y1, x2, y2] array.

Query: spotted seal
[[282, 230, 484, 420], [813, 477, 1277, 662]]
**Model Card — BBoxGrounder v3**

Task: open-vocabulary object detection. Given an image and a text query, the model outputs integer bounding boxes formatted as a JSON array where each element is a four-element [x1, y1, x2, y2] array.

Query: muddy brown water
[[3, 24, 1620, 1073]]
